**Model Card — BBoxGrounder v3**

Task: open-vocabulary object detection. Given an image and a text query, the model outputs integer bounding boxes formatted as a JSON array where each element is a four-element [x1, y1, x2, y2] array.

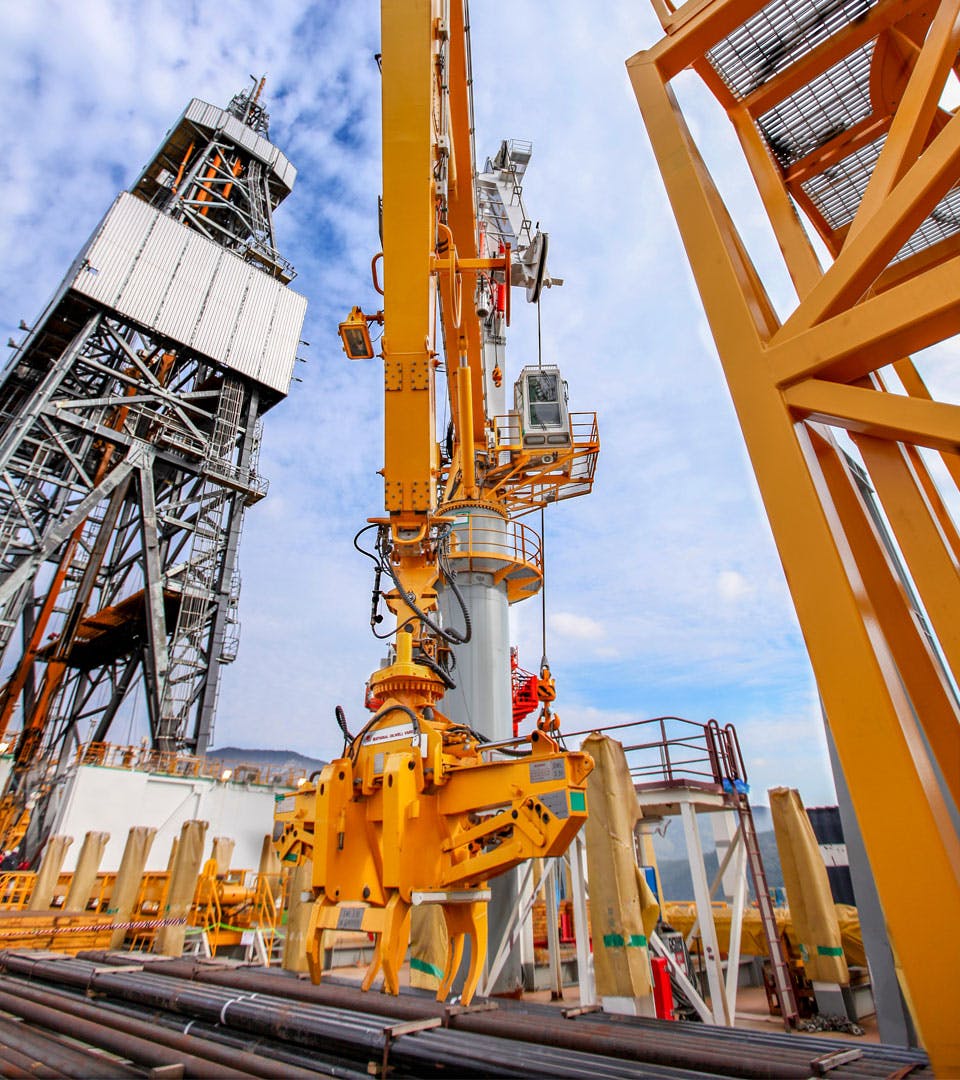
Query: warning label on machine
[[363, 721, 417, 747], [337, 907, 366, 931], [539, 789, 570, 820], [529, 759, 565, 784]]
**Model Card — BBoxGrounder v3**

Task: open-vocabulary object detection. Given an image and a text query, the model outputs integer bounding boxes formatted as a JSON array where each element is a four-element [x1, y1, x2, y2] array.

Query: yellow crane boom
[[276, 0, 598, 1004]]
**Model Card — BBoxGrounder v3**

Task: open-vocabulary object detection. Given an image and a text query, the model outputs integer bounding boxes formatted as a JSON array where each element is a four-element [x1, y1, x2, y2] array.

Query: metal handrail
[[445, 516, 542, 572], [566, 715, 744, 788], [70, 739, 304, 788]]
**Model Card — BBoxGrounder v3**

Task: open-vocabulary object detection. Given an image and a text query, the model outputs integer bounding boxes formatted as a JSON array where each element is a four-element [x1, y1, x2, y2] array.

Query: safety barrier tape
[[0, 916, 187, 938]]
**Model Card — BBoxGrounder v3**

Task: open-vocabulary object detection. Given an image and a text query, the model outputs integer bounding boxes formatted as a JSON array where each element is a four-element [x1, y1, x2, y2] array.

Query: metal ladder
[[159, 376, 243, 744], [711, 720, 799, 1026], [245, 158, 272, 248]]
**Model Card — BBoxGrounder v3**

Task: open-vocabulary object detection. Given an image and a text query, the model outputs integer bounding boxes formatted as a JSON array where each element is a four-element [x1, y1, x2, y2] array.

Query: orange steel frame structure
[[629, 0, 959, 1070]]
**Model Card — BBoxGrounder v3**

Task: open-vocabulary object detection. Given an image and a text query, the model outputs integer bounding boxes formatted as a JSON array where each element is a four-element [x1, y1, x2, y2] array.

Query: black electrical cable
[[357, 524, 420, 640], [335, 705, 353, 744], [349, 703, 422, 764], [381, 532, 472, 645], [435, 527, 473, 643], [415, 651, 456, 690], [352, 522, 382, 563]]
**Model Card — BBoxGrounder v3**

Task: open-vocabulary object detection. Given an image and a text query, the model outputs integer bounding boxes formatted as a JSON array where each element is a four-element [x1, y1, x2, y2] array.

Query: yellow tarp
[[154, 819, 207, 957], [409, 904, 447, 991], [583, 734, 658, 1003], [662, 901, 866, 968], [770, 787, 849, 984]]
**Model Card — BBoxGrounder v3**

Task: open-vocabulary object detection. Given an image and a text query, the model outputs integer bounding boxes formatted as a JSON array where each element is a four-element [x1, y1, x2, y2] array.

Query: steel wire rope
[[534, 300, 567, 751]]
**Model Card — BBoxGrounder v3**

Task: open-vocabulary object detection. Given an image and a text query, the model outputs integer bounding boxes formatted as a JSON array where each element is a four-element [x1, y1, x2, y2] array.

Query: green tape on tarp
[[817, 945, 844, 956], [602, 933, 647, 948], [410, 957, 444, 980]]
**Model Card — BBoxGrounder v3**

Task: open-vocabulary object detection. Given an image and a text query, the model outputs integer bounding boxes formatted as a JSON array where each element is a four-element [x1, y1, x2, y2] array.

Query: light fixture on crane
[[338, 305, 381, 360]]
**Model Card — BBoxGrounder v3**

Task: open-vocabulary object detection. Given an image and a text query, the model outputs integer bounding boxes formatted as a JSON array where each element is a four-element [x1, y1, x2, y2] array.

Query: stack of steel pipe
[[0, 950, 932, 1080], [82, 952, 930, 1080], [0, 952, 690, 1079]]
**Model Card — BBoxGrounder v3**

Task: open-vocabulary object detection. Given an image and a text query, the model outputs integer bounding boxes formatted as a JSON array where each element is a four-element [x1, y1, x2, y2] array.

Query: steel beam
[[627, 15, 960, 1066]]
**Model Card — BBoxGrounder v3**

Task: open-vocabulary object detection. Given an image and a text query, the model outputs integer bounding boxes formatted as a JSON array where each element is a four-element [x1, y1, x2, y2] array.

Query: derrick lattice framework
[[629, 0, 960, 1071], [0, 83, 306, 796]]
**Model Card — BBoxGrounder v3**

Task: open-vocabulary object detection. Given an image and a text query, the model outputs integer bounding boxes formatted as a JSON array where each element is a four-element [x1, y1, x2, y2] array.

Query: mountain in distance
[[207, 745, 328, 777]]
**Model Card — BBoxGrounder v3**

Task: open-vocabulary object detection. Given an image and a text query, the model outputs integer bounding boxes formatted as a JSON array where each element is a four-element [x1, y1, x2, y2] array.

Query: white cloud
[[716, 569, 753, 602], [549, 611, 605, 642]]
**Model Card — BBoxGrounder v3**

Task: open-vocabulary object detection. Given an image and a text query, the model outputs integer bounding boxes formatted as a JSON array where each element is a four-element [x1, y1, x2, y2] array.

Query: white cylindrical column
[[439, 506, 527, 993]]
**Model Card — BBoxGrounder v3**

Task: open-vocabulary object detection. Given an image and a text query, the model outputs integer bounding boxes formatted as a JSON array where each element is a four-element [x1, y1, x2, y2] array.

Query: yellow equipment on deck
[[275, 0, 597, 1004], [275, 634, 591, 1001]]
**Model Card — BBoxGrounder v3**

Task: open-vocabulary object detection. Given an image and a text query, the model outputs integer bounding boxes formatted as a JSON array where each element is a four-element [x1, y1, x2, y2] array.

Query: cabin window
[[526, 373, 561, 428]]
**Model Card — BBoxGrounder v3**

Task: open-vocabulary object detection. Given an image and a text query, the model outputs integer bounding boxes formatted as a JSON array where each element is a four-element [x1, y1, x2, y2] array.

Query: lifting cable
[[540, 505, 548, 672], [537, 295, 548, 670], [535, 297, 559, 734]]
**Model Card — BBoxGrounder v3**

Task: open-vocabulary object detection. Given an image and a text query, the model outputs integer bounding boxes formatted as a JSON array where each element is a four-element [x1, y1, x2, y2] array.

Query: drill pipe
[[110, 957, 821, 1079], [129, 958, 929, 1080], [0, 985, 259, 1079], [0, 975, 320, 1080], [0, 1012, 139, 1079], [0, 955, 679, 1079], [107, 1005, 375, 1080], [0, 1039, 64, 1080], [14, 952, 930, 1080]]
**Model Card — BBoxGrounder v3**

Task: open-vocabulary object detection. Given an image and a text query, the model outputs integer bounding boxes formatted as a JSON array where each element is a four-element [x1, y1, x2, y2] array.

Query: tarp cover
[[770, 787, 849, 984], [583, 733, 658, 1001], [31, 835, 73, 910], [281, 859, 313, 972], [662, 901, 866, 967], [154, 819, 208, 957], [410, 905, 447, 991], [64, 831, 110, 911], [109, 826, 157, 949], [211, 836, 235, 873]]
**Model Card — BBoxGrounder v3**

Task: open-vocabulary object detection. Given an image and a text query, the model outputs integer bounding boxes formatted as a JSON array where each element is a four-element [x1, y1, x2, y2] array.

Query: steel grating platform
[[706, 0, 960, 263]]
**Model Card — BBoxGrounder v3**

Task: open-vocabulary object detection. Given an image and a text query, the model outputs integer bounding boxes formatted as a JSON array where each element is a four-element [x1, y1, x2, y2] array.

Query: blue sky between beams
[[0, 0, 866, 806]]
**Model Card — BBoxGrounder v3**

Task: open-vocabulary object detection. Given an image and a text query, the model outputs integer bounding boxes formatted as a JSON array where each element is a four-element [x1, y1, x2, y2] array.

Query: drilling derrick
[[0, 82, 306, 848]]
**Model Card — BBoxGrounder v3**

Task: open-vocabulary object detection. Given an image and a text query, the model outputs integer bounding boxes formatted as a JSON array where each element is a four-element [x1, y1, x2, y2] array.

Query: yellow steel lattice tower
[[628, 0, 960, 1070]]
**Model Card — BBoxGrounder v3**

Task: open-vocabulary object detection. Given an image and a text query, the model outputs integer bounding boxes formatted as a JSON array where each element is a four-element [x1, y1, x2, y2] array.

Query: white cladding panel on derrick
[[181, 98, 297, 191], [71, 192, 306, 395]]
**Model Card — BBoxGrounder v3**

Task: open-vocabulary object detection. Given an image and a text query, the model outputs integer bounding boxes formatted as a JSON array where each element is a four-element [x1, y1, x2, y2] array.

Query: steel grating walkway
[[706, 0, 960, 263]]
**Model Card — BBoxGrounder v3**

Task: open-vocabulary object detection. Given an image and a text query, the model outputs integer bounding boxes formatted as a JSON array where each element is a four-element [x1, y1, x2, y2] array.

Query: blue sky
[[0, 1, 852, 805]]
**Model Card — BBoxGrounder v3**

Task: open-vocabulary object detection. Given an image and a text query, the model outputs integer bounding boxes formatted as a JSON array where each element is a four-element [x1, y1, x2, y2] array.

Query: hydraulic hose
[[349, 703, 422, 763]]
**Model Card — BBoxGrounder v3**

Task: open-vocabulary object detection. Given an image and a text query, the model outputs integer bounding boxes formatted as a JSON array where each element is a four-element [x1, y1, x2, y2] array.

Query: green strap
[[410, 957, 444, 980], [816, 945, 844, 957], [602, 933, 647, 948]]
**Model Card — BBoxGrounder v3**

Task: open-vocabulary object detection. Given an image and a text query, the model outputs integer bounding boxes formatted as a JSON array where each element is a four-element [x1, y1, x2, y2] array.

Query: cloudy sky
[[0, 0, 885, 806]]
